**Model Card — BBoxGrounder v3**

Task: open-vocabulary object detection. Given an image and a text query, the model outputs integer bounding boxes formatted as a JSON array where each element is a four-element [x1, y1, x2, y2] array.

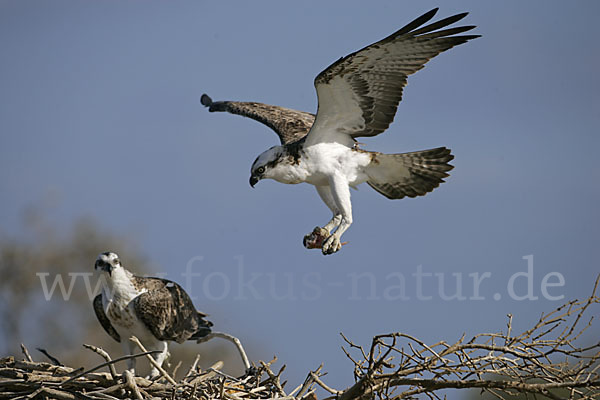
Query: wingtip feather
[[389, 8, 439, 39], [410, 11, 473, 36], [200, 93, 213, 107], [425, 8, 440, 18]]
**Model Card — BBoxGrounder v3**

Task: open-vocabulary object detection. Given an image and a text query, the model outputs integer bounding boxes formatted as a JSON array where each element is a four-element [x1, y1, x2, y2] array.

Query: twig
[[36, 348, 64, 366], [184, 354, 201, 381], [297, 365, 322, 399], [83, 344, 117, 380], [129, 336, 177, 386], [85, 383, 127, 396], [505, 314, 513, 346], [123, 370, 143, 400], [24, 387, 43, 399], [208, 367, 242, 383], [187, 361, 224, 385], [171, 360, 182, 381], [57, 350, 162, 387], [310, 371, 341, 395], [20, 344, 33, 363], [87, 393, 122, 400], [36, 387, 78, 400], [259, 360, 286, 396], [197, 331, 251, 371]]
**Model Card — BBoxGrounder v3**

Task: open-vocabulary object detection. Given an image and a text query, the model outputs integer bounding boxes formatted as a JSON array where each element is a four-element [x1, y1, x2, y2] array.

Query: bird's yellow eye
[[257, 166, 265, 174]]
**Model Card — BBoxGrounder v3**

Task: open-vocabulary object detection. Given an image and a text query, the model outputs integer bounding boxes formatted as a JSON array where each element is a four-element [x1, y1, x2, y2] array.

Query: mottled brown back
[[132, 277, 212, 344]]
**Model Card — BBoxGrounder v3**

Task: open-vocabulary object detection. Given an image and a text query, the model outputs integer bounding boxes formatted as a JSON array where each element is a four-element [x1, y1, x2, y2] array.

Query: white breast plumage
[[104, 295, 137, 329], [101, 273, 146, 330]]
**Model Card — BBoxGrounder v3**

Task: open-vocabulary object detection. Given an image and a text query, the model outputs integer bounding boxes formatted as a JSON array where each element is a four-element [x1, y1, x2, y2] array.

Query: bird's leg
[[148, 341, 169, 379], [123, 341, 136, 375], [323, 213, 343, 233], [304, 186, 342, 249], [321, 175, 352, 255]]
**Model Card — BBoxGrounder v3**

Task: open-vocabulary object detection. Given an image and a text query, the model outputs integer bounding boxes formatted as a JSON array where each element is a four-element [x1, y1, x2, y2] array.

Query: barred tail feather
[[366, 147, 454, 199]]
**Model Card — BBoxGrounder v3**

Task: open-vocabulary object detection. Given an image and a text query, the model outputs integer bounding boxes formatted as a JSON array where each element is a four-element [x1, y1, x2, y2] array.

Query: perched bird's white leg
[[123, 341, 137, 375], [322, 175, 353, 255], [148, 341, 169, 378]]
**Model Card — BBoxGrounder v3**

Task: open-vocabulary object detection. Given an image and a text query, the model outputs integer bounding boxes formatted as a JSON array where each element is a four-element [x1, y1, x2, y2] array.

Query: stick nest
[[0, 354, 301, 400]]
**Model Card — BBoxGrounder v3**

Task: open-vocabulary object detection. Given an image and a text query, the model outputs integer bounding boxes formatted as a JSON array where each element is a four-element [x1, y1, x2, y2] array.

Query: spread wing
[[305, 8, 479, 145], [132, 277, 212, 344], [201, 94, 314, 145], [93, 294, 121, 343]]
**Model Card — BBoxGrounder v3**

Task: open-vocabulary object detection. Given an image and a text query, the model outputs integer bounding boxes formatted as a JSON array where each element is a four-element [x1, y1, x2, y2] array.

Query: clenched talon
[[322, 235, 342, 255], [303, 227, 329, 249]]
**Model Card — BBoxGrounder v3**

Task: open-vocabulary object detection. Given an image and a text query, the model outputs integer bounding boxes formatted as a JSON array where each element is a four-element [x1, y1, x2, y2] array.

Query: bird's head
[[94, 252, 122, 277], [249, 146, 284, 187]]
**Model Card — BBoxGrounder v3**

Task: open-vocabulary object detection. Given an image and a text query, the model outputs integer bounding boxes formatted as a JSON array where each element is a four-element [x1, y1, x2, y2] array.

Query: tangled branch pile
[[0, 351, 305, 400], [322, 277, 600, 400], [1, 278, 599, 400]]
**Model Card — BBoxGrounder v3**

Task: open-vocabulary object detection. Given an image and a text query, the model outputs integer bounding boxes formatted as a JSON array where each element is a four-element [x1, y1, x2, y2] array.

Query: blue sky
[[1, 1, 599, 397]]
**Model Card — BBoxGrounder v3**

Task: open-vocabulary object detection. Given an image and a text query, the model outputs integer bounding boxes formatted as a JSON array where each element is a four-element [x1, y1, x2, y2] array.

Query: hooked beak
[[95, 261, 113, 277], [249, 174, 260, 188]]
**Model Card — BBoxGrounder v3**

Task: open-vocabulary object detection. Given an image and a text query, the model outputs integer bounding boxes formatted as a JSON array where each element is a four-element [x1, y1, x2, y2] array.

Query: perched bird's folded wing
[[306, 8, 479, 145], [201, 94, 315, 145], [93, 294, 121, 343], [132, 277, 212, 344]]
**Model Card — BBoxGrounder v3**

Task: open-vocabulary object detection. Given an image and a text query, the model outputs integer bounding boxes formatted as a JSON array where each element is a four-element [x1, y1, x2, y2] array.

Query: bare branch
[[129, 336, 177, 386], [19, 344, 33, 363], [197, 331, 251, 371], [83, 344, 117, 380], [122, 370, 143, 400]]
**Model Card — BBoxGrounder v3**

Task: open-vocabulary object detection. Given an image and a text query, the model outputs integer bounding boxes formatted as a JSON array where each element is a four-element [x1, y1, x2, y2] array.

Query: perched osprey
[[202, 9, 479, 255], [93, 252, 212, 377]]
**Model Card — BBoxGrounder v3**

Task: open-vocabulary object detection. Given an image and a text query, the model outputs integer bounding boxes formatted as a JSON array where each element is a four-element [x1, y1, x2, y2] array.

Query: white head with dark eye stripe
[[94, 252, 122, 277], [249, 146, 284, 187]]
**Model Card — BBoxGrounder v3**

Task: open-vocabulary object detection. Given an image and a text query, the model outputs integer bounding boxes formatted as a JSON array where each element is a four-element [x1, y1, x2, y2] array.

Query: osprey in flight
[[93, 252, 212, 377], [201, 9, 479, 255]]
